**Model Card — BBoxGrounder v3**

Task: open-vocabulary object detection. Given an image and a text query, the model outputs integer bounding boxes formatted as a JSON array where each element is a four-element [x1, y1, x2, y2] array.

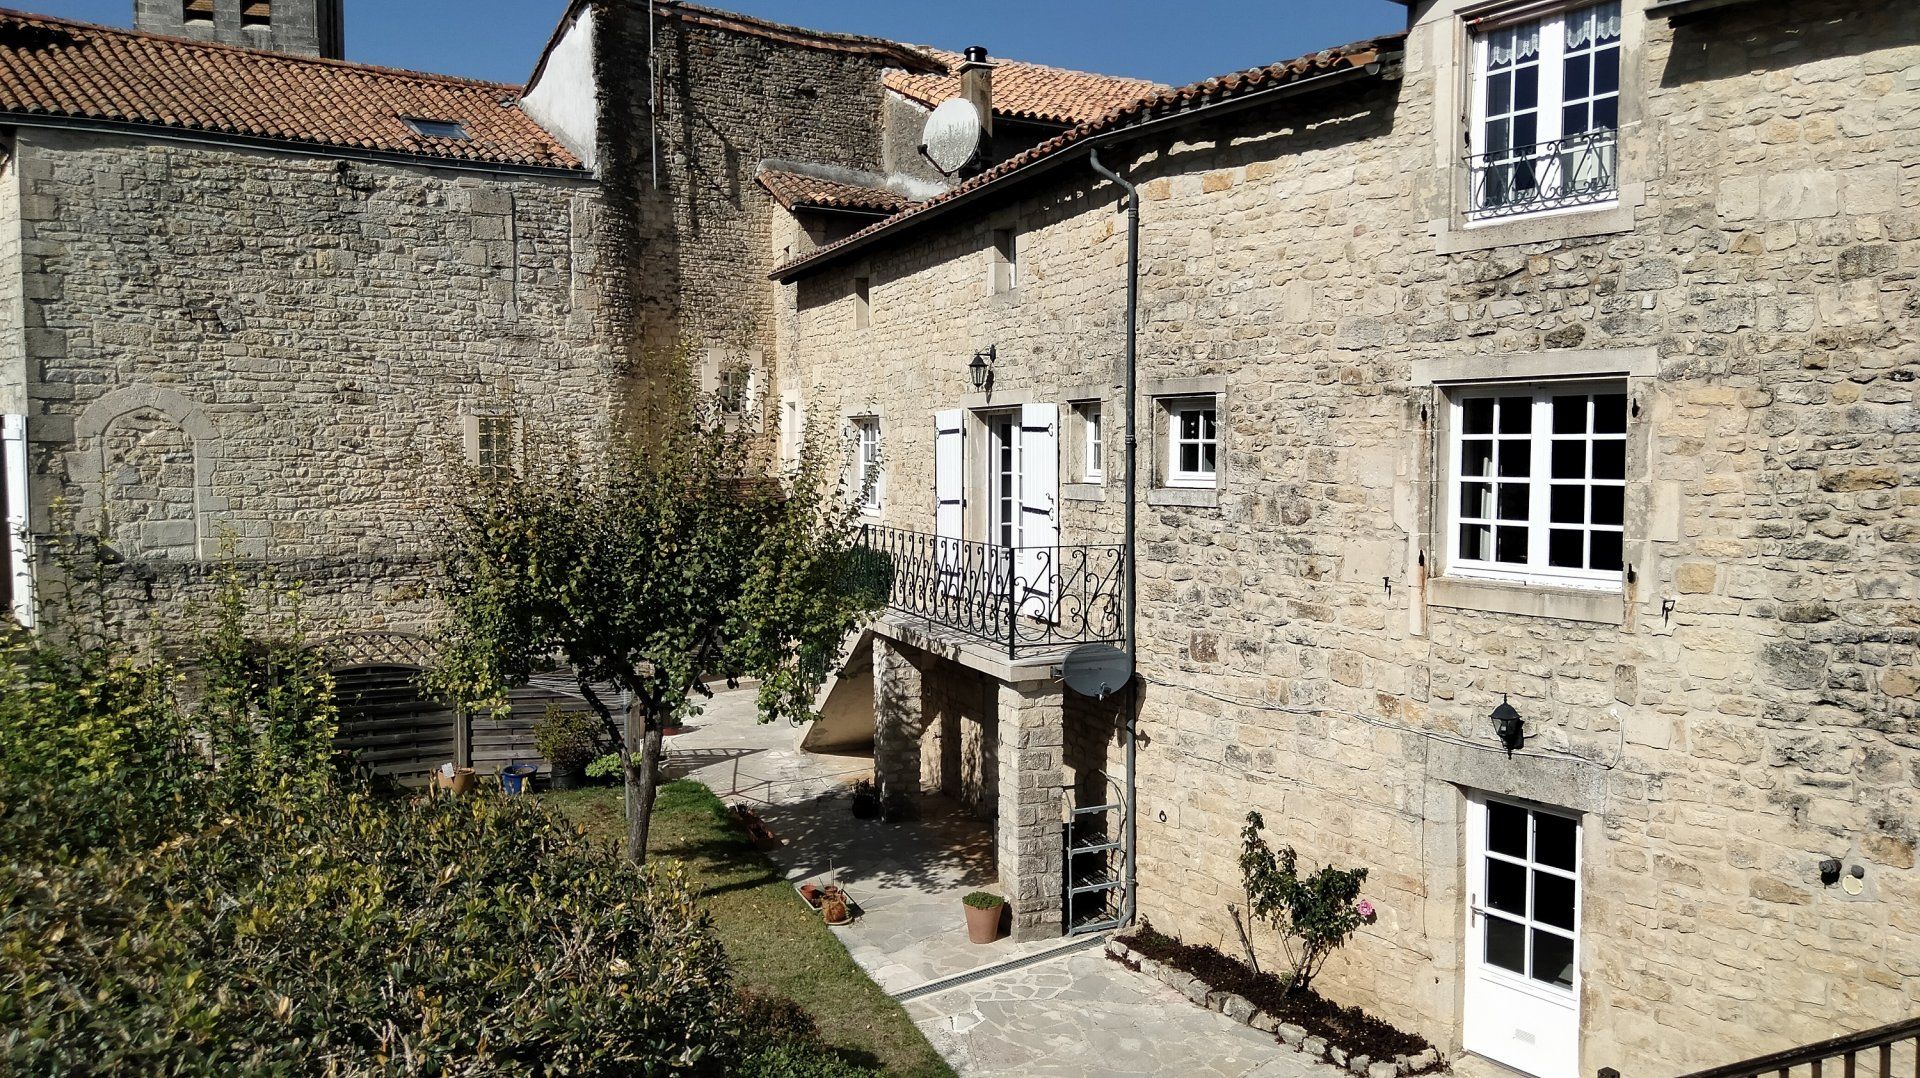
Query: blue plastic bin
[[500, 762, 538, 795]]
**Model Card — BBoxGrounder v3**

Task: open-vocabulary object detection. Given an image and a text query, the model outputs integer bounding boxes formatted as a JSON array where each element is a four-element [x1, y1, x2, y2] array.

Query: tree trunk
[[622, 696, 664, 864]]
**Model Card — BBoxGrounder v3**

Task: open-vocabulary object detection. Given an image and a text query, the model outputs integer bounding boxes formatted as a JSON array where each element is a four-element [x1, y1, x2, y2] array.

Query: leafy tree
[[1233, 810, 1370, 993], [429, 366, 879, 862]]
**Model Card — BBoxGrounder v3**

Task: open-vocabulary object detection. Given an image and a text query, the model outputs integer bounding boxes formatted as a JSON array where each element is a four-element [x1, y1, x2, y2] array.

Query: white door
[[1464, 793, 1581, 1078], [982, 411, 1019, 609]]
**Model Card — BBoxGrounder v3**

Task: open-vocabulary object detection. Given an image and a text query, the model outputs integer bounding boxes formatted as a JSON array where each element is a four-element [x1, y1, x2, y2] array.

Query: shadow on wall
[[1660, 0, 1920, 86]]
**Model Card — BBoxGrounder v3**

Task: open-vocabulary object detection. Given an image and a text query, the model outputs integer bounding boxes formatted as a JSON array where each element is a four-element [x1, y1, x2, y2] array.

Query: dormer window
[[404, 117, 471, 141], [1467, 2, 1620, 221]]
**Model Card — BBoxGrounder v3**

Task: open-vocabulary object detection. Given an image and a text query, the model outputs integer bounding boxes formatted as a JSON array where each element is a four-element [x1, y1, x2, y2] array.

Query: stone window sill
[[1146, 486, 1218, 509], [1431, 182, 1644, 255], [1062, 482, 1106, 503], [1426, 576, 1624, 625]]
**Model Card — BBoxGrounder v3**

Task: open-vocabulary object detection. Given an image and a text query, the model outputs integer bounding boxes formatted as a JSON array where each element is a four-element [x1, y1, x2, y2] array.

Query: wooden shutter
[[934, 409, 964, 593], [4, 415, 31, 628], [1016, 402, 1058, 619]]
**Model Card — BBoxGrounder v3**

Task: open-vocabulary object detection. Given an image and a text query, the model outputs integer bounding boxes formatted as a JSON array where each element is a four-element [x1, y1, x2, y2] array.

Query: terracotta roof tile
[[0, 9, 583, 171], [757, 168, 911, 215], [776, 34, 1403, 282], [885, 47, 1164, 126]]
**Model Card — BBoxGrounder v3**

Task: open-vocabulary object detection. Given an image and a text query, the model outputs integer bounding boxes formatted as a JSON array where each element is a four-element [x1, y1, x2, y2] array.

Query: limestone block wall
[[9, 129, 616, 635], [921, 659, 998, 818], [779, 1, 1920, 1071]]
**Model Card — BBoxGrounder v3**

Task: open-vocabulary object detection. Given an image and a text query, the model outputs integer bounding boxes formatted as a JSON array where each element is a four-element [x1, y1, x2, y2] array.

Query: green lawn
[[543, 781, 953, 1078]]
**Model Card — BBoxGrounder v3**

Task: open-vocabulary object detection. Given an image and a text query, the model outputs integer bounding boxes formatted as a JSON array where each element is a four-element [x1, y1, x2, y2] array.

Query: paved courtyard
[[665, 685, 1341, 1078]]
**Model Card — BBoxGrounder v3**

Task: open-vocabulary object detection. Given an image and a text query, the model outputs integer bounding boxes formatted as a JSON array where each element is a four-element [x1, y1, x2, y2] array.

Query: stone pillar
[[871, 635, 926, 802], [996, 680, 1066, 941]]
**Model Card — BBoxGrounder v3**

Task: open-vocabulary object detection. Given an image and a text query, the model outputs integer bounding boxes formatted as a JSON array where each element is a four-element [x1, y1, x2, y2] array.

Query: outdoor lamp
[[1491, 694, 1524, 756], [969, 345, 995, 391]]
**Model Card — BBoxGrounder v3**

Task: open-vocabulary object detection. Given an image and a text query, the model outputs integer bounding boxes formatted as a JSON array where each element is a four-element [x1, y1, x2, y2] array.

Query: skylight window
[[403, 117, 471, 141]]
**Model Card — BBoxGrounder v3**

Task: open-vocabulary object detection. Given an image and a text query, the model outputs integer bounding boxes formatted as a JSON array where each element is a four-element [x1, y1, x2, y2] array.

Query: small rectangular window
[[1075, 401, 1104, 483], [991, 227, 1017, 295], [853, 276, 870, 329], [1447, 380, 1626, 587], [472, 414, 514, 483], [1467, 1, 1621, 220], [404, 117, 471, 141], [241, 1, 272, 28], [716, 364, 752, 417], [852, 417, 882, 512], [183, 0, 214, 24], [1165, 399, 1217, 488]]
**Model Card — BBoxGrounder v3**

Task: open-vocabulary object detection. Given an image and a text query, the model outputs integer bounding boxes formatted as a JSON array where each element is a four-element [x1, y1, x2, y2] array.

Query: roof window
[[403, 117, 471, 140]]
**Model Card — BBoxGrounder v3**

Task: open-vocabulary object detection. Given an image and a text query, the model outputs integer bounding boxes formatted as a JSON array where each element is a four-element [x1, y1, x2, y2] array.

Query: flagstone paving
[[665, 685, 1343, 1078]]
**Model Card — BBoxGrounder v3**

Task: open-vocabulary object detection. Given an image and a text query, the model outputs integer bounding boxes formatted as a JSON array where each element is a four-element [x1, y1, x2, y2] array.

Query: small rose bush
[[1235, 811, 1371, 994]]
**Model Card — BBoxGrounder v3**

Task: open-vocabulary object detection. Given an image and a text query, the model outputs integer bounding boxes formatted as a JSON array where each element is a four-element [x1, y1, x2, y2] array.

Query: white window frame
[[1164, 398, 1218, 489], [852, 416, 882, 514], [1466, 1, 1622, 223], [716, 363, 753, 418], [990, 227, 1017, 295], [1075, 400, 1104, 484], [1444, 379, 1626, 590]]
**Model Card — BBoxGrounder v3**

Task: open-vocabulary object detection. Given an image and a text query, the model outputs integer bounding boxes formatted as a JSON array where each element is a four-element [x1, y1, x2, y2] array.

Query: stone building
[[770, 0, 1920, 1074]]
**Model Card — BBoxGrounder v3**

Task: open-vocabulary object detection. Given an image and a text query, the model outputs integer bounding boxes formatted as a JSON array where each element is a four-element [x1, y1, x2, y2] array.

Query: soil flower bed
[[1113, 922, 1442, 1075]]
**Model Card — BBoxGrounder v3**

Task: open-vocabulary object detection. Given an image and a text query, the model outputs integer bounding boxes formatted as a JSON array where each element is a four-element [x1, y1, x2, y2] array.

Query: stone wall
[[779, 0, 1920, 1071], [10, 128, 615, 636]]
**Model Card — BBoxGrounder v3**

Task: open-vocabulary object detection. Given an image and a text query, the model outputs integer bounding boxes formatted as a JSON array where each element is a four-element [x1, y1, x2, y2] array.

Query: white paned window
[[475, 414, 513, 483], [1166, 399, 1217, 488], [852, 416, 882, 513], [717, 364, 752, 417], [991, 227, 1017, 294], [1078, 401, 1104, 483], [1469, 1, 1621, 219], [1447, 381, 1626, 587]]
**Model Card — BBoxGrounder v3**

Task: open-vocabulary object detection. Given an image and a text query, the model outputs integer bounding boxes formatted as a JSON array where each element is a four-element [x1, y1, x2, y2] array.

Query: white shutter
[[4, 415, 32, 628], [1016, 402, 1058, 620], [934, 409, 964, 594]]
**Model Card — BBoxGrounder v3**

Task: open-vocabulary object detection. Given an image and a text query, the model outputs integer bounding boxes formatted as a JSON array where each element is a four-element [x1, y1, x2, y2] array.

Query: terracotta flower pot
[[821, 887, 851, 926], [964, 899, 1004, 944]]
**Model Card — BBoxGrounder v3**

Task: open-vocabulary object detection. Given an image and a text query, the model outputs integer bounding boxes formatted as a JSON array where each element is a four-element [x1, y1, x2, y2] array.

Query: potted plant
[[532, 704, 600, 791], [821, 885, 852, 926], [963, 891, 1005, 944], [850, 779, 879, 819]]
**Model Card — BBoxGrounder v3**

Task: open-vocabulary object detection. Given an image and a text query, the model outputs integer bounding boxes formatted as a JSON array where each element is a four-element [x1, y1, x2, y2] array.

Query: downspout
[[1087, 148, 1139, 928]]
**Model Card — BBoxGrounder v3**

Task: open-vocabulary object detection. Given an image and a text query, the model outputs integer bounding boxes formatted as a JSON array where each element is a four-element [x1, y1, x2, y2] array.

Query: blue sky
[[25, 1, 1406, 87]]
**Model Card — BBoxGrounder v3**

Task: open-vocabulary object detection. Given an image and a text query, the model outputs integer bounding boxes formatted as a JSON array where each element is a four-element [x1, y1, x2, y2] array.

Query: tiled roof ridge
[[902, 44, 1165, 92], [663, 1, 942, 71], [757, 167, 911, 214], [0, 6, 528, 93], [774, 32, 1405, 280]]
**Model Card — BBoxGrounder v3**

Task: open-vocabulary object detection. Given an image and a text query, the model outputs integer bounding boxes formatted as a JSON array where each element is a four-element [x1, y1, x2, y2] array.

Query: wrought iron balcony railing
[[852, 525, 1124, 658], [1467, 129, 1618, 220]]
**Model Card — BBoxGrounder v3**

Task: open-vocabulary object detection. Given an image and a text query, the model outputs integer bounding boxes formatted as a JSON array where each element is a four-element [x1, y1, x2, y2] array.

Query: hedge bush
[[0, 562, 861, 1075]]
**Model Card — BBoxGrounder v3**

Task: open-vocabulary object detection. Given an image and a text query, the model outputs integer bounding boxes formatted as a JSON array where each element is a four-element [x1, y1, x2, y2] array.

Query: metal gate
[[1064, 776, 1127, 935]]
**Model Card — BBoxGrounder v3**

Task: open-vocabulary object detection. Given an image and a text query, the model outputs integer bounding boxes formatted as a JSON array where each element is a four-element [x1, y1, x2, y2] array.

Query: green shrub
[[962, 890, 1004, 909], [0, 556, 834, 1075], [1235, 810, 1369, 994], [532, 702, 603, 770]]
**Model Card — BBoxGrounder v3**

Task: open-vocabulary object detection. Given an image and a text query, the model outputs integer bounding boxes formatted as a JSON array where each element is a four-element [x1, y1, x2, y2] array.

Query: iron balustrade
[[1468, 129, 1618, 220], [854, 525, 1125, 658], [1669, 1016, 1920, 1078]]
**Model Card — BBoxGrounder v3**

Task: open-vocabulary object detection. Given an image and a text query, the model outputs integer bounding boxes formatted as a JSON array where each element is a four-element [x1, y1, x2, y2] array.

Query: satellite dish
[[1058, 643, 1134, 699], [922, 98, 983, 176]]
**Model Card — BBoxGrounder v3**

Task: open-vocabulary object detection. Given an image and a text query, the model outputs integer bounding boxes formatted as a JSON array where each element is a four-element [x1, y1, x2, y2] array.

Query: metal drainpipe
[[1087, 148, 1140, 928]]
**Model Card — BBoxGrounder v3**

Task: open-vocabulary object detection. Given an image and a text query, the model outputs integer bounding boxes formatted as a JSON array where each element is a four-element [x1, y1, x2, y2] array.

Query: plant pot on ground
[[821, 886, 851, 926], [532, 704, 601, 793], [963, 891, 1005, 944], [849, 779, 879, 819]]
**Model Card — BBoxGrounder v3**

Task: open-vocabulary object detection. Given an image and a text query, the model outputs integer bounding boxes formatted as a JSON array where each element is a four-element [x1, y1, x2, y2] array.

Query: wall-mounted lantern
[[969, 345, 996, 392], [1491, 694, 1524, 757]]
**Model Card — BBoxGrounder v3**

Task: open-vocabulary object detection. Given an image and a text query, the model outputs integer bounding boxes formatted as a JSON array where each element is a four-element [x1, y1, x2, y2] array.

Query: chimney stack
[[959, 45, 994, 171]]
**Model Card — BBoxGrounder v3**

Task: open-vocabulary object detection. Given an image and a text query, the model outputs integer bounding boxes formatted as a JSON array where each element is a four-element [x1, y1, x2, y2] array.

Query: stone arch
[[73, 385, 219, 559]]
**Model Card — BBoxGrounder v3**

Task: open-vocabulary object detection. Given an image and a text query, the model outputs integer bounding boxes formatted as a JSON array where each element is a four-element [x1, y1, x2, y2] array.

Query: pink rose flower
[[1355, 898, 1375, 919]]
